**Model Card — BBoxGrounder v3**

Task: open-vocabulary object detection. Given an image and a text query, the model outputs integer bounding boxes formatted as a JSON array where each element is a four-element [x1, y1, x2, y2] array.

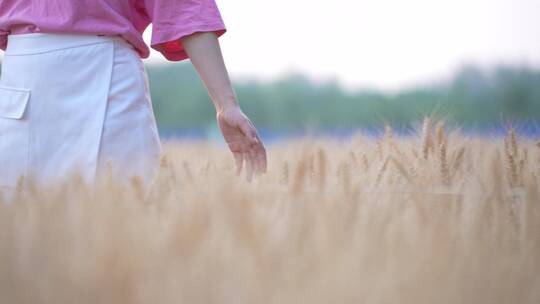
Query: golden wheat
[[0, 126, 539, 304], [421, 117, 434, 160]]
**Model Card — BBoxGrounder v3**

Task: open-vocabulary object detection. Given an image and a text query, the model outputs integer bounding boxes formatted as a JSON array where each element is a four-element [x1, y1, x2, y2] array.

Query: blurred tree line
[[146, 63, 540, 133], [1, 62, 538, 133]]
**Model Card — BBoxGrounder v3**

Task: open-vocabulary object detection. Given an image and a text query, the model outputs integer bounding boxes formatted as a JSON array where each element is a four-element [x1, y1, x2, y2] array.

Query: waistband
[[5, 32, 130, 56]]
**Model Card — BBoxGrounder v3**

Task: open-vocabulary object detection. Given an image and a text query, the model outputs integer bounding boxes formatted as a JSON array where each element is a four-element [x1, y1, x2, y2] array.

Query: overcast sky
[[1, 0, 536, 92], [144, 0, 540, 91]]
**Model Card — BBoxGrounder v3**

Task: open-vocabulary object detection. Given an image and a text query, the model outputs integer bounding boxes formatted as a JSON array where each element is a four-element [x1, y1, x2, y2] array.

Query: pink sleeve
[[0, 29, 8, 51], [144, 0, 227, 61], [0, 36, 6, 52]]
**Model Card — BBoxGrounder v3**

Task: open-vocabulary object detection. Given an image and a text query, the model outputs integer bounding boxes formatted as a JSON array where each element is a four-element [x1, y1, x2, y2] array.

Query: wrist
[[214, 95, 239, 114]]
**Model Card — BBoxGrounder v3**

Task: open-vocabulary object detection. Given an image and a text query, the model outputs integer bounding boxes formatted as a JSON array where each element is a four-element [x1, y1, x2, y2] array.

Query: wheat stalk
[[504, 129, 521, 188], [359, 153, 369, 172], [338, 162, 352, 194], [390, 156, 412, 183], [421, 117, 433, 160], [317, 147, 327, 190], [281, 161, 290, 184], [435, 121, 446, 148], [375, 156, 391, 185], [291, 159, 308, 195], [450, 147, 466, 181], [439, 142, 450, 186]]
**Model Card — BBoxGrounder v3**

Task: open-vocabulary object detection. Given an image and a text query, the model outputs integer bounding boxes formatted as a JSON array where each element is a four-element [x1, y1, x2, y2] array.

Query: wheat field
[[1, 119, 539, 304]]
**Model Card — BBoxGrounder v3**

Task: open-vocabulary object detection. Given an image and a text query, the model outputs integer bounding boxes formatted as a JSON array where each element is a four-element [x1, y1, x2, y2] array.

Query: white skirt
[[0, 33, 162, 192]]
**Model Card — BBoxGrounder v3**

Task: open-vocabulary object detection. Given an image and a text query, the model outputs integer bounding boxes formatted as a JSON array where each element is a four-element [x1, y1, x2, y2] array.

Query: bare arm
[[180, 32, 267, 181]]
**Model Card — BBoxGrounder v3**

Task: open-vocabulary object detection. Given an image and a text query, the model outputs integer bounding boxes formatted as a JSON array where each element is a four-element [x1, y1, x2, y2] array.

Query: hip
[[0, 32, 161, 190]]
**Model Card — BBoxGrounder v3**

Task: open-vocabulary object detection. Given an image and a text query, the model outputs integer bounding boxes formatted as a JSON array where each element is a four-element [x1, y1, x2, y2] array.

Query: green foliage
[[145, 63, 540, 131], [2, 61, 538, 131]]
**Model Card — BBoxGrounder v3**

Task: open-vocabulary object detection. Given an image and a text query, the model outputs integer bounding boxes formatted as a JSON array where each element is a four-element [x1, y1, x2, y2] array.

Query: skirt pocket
[[0, 85, 31, 190]]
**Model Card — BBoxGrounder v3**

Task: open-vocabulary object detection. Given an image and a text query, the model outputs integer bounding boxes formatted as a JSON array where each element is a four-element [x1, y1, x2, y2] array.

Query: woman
[[0, 0, 267, 192]]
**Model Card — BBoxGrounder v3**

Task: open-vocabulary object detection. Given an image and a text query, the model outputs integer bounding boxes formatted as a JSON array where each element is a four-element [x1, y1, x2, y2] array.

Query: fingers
[[233, 145, 265, 181], [245, 151, 254, 182], [256, 144, 267, 174], [231, 116, 267, 180], [249, 143, 265, 181], [233, 152, 244, 176], [241, 119, 267, 174]]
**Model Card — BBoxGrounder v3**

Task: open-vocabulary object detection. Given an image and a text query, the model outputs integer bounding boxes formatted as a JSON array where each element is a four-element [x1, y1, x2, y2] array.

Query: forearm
[[180, 32, 266, 178], [180, 31, 238, 113]]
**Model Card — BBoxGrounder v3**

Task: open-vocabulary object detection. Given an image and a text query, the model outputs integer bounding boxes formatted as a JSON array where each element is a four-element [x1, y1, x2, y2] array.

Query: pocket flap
[[0, 85, 31, 119]]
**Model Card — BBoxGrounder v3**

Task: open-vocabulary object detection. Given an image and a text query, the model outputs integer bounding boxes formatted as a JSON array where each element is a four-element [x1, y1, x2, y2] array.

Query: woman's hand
[[180, 31, 266, 181], [217, 105, 266, 182]]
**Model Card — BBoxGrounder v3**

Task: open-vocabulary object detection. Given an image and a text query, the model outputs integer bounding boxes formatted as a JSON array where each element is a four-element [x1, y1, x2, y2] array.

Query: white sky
[[0, 0, 537, 92], [145, 0, 540, 92]]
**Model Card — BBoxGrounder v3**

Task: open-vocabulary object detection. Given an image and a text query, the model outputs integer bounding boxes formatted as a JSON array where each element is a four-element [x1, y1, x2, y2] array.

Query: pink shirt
[[0, 0, 226, 61]]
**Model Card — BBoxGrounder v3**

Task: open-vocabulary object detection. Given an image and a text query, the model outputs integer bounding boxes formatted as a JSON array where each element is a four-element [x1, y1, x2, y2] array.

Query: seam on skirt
[[4, 40, 116, 56], [91, 41, 116, 184]]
